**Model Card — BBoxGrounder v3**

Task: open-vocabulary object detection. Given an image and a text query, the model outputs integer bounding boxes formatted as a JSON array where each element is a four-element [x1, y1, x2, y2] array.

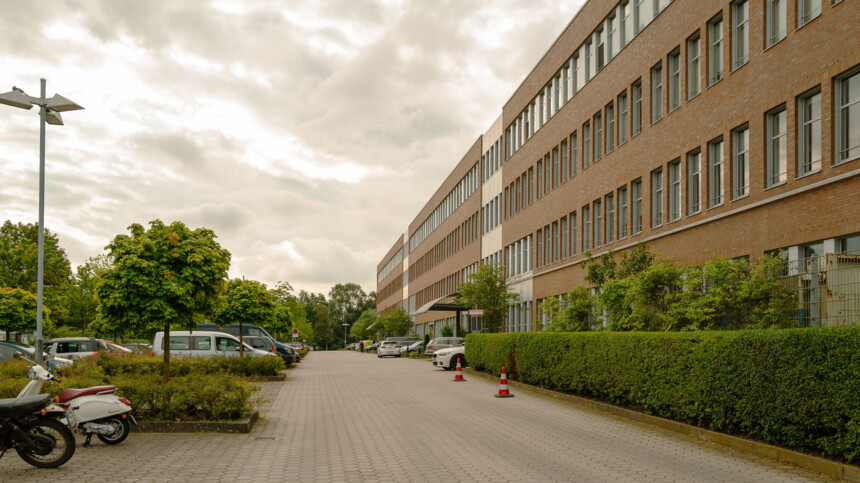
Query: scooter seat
[[0, 394, 52, 418], [58, 385, 117, 403]]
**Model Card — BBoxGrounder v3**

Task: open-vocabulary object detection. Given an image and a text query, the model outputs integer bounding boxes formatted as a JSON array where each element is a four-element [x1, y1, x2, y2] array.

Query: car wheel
[[377, 354, 381, 358], [450, 355, 464, 370]]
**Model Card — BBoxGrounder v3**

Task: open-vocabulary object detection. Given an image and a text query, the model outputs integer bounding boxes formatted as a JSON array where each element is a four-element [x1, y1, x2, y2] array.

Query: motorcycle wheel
[[15, 417, 76, 468], [96, 416, 131, 445]]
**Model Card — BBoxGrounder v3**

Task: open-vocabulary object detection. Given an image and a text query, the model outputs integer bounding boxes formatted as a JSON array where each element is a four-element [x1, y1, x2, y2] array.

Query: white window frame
[[651, 62, 663, 123], [606, 193, 615, 243], [732, 127, 749, 199], [732, 1, 749, 69], [669, 160, 681, 222], [632, 80, 642, 135], [618, 186, 628, 240], [798, 90, 821, 176], [709, 15, 723, 85], [798, 0, 821, 28], [767, 0, 786, 47], [651, 168, 663, 228], [687, 34, 701, 98], [632, 180, 643, 235], [709, 139, 725, 207], [606, 102, 615, 153], [767, 107, 788, 187], [618, 92, 628, 145], [669, 50, 681, 111], [688, 151, 701, 215], [836, 69, 860, 165]]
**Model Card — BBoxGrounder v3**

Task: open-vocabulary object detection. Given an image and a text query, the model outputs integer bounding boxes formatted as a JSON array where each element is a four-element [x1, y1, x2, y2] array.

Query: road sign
[[468, 309, 484, 316], [292, 328, 299, 336]]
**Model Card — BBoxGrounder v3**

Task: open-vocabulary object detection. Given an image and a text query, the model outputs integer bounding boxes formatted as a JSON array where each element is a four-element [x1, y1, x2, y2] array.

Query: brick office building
[[377, 0, 860, 336]]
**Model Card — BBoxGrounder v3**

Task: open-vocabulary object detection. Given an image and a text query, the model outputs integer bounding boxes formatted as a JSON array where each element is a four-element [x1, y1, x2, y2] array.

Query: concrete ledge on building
[[463, 368, 859, 482], [132, 411, 259, 434]]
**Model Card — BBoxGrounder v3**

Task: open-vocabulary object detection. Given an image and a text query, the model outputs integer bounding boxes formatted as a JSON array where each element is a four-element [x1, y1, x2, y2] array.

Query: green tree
[[454, 263, 519, 333], [350, 308, 376, 340], [0, 220, 71, 325], [216, 278, 276, 355], [63, 254, 112, 333], [379, 307, 412, 337], [298, 290, 326, 328], [97, 220, 231, 383], [328, 283, 374, 339], [540, 287, 595, 332], [313, 302, 334, 348], [0, 287, 52, 341]]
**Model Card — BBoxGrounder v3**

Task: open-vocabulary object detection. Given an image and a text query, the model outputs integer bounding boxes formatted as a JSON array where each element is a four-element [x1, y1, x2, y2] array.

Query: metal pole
[[35, 78, 46, 364]]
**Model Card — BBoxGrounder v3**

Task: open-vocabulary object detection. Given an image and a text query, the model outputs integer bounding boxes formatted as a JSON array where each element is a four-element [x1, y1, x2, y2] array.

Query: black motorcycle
[[0, 393, 76, 468]]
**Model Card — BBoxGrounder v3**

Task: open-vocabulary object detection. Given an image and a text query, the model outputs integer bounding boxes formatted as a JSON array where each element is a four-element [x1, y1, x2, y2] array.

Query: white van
[[151, 331, 276, 358]]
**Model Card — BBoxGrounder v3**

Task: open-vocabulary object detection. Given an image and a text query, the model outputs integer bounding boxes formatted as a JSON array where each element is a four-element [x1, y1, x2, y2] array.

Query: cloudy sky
[[0, 0, 583, 295]]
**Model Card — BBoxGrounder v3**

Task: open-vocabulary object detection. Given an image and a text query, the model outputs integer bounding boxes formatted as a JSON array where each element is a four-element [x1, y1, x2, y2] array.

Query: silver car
[[43, 337, 108, 361], [377, 341, 401, 358], [425, 337, 465, 356]]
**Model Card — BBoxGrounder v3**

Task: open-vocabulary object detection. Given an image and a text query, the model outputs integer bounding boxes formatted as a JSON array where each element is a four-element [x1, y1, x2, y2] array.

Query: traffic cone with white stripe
[[453, 359, 465, 381], [495, 366, 514, 397]]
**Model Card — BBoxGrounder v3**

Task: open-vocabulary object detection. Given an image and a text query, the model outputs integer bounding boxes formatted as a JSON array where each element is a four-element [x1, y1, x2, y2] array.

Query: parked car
[[377, 341, 401, 358], [400, 340, 424, 354], [120, 343, 152, 353], [386, 336, 421, 349], [0, 341, 73, 371], [433, 344, 466, 370], [367, 341, 381, 352], [425, 337, 465, 356], [43, 337, 109, 361], [244, 335, 295, 364], [104, 341, 132, 354], [151, 331, 276, 358]]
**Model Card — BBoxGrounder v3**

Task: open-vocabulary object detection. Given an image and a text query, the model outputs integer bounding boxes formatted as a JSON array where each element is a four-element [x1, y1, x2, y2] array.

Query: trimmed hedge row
[[0, 352, 279, 421], [465, 328, 860, 463]]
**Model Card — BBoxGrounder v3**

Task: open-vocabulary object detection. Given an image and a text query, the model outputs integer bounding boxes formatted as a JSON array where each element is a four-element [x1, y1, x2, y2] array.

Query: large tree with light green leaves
[[97, 220, 230, 383], [455, 263, 519, 333], [0, 287, 51, 341]]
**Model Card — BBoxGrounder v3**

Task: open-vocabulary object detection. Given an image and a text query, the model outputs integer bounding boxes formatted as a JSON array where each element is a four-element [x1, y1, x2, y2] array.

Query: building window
[[594, 112, 603, 161], [536, 159, 543, 199], [709, 139, 725, 207], [560, 217, 568, 259], [651, 62, 663, 123], [536, 228, 543, 268], [528, 167, 534, 205], [733, 127, 749, 199], [651, 168, 663, 227], [669, 160, 681, 222], [562, 64, 569, 104], [544, 225, 551, 266], [551, 149, 558, 189], [554, 74, 562, 114], [596, 26, 605, 71], [618, 186, 628, 239], [620, 1, 631, 47], [767, 0, 786, 47], [570, 132, 578, 177], [618, 92, 628, 144], [668, 50, 681, 111], [798, 0, 821, 27], [570, 212, 577, 255], [552, 221, 559, 263], [585, 40, 592, 81], [732, 1, 749, 69], [561, 139, 568, 182], [632, 179, 642, 234], [583, 206, 591, 251], [572, 54, 579, 95], [632, 80, 642, 135], [836, 70, 860, 164], [798, 91, 822, 176], [607, 13, 616, 60], [688, 34, 701, 98], [594, 199, 602, 247], [709, 15, 723, 85], [544, 154, 551, 194], [767, 107, 788, 186], [606, 102, 615, 153], [687, 151, 701, 214], [606, 193, 615, 243], [583, 121, 591, 168]]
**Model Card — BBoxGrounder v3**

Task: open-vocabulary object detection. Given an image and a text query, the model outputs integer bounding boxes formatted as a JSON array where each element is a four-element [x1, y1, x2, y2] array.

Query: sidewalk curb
[[464, 368, 859, 482], [131, 410, 259, 434]]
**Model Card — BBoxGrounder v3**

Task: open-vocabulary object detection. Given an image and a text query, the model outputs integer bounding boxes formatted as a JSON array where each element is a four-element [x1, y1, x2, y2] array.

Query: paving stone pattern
[[2, 351, 836, 482]]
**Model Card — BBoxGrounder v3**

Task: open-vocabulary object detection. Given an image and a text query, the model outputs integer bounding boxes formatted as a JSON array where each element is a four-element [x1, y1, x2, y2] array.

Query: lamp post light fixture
[[0, 79, 84, 364], [342, 322, 349, 349]]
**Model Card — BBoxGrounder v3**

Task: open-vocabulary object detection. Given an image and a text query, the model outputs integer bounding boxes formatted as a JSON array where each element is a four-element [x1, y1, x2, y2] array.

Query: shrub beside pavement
[[0, 352, 284, 421], [466, 327, 860, 463]]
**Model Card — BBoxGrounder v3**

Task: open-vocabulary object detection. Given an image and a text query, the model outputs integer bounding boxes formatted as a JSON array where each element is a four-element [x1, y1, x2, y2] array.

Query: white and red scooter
[[16, 356, 136, 447]]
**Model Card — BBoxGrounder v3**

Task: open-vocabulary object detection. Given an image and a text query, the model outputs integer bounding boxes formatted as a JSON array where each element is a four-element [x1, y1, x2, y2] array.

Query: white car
[[151, 331, 276, 358], [433, 344, 465, 370], [399, 340, 424, 355], [377, 341, 401, 358]]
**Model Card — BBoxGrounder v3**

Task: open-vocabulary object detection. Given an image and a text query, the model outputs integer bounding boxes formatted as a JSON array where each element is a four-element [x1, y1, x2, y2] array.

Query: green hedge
[[0, 352, 279, 421], [465, 328, 860, 463]]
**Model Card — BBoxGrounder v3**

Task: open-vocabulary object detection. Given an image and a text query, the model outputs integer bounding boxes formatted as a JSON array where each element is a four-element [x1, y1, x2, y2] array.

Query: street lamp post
[[342, 318, 349, 349], [0, 79, 83, 363]]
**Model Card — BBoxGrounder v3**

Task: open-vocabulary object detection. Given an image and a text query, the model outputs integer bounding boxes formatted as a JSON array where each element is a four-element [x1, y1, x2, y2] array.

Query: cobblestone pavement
[[2, 351, 837, 482]]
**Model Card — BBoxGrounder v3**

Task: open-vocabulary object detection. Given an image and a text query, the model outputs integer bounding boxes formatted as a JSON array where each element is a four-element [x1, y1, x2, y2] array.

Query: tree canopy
[[97, 220, 231, 382], [455, 263, 519, 333], [0, 287, 50, 339]]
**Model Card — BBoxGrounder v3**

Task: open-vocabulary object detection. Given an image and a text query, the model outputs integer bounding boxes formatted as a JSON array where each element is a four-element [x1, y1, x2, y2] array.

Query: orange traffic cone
[[495, 366, 514, 397], [453, 360, 465, 381]]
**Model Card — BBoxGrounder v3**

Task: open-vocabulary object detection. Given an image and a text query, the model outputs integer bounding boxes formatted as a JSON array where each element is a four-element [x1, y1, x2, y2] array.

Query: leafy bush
[[466, 328, 860, 463], [67, 352, 284, 378]]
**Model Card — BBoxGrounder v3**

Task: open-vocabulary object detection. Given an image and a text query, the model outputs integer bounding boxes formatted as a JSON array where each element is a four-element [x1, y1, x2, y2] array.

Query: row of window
[[506, 301, 533, 333], [504, 235, 533, 279], [377, 247, 403, 284], [481, 251, 502, 269], [482, 194, 502, 235], [408, 210, 479, 284], [409, 164, 478, 253], [482, 136, 503, 183], [505, 0, 675, 159], [377, 273, 403, 305]]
